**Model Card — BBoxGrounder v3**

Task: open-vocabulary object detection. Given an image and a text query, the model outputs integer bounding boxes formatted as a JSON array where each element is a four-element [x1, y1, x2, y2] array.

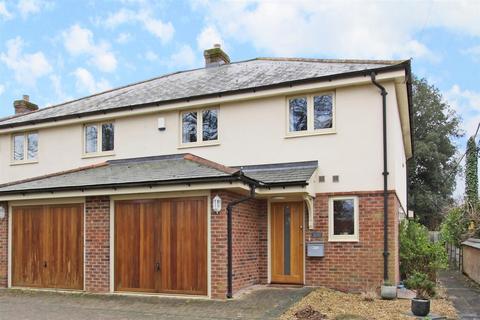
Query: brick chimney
[[204, 44, 230, 68], [14, 95, 38, 115]]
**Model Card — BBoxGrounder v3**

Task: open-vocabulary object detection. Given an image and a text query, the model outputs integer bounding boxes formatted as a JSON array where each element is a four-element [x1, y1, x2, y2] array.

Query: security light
[[212, 195, 222, 214]]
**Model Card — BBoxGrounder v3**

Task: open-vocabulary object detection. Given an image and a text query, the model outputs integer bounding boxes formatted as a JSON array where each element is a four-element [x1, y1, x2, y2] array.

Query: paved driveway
[[0, 287, 311, 320]]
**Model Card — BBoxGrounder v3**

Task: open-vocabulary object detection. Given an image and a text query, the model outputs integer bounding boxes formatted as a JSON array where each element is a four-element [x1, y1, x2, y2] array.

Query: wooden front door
[[12, 204, 84, 290], [271, 202, 304, 284], [115, 197, 207, 295]]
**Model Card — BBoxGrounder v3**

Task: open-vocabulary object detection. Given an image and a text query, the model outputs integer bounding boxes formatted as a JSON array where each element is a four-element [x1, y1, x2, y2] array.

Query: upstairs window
[[328, 196, 359, 242], [181, 108, 218, 145], [84, 122, 114, 155], [287, 92, 335, 135], [12, 132, 38, 163]]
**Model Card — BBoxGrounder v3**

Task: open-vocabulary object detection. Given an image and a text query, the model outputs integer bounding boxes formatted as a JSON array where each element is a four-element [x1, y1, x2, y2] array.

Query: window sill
[[285, 129, 336, 139], [82, 151, 115, 159], [328, 237, 359, 243], [10, 160, 39, 166], [177, 141, 220, 149]]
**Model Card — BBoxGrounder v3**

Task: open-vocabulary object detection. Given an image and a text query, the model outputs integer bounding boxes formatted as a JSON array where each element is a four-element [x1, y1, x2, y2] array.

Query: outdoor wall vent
[[157, 117, 166, 131], [319, 176, 325, 183], [332, 175, 339, 183]]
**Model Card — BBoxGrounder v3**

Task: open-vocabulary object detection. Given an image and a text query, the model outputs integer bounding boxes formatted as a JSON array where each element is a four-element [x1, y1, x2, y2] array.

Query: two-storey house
[[0, 45, 412, 299]]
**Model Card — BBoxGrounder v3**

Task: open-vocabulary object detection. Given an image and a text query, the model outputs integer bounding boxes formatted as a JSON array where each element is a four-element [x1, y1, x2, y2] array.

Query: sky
[[0, 0, 479, 196]]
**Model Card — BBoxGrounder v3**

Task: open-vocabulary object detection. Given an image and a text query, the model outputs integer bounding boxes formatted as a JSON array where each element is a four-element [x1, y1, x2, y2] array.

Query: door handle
[[155, 262, 160, 272], [43, 261, 47, 268]]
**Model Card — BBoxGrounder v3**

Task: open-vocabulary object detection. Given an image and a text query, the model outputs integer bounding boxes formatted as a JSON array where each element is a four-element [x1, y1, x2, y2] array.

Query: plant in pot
[[380, 280, 397, 300], [404, 272, 436, 317]]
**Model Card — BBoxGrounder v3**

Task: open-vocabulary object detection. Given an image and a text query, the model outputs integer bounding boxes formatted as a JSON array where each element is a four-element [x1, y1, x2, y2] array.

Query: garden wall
[[462, 238, 480, 284]]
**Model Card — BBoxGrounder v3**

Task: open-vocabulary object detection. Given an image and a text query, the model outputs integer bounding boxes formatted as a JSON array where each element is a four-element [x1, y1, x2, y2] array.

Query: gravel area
[[280, 286, 458, 320]]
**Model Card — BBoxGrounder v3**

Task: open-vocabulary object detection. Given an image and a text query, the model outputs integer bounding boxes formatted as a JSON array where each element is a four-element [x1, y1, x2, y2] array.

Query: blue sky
[[0, 0, 479, 194]]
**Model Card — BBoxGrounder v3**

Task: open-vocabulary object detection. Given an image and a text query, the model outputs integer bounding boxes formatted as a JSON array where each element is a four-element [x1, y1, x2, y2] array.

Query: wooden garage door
[[12, 204, 84, 290], [115, 197, 207, 295]]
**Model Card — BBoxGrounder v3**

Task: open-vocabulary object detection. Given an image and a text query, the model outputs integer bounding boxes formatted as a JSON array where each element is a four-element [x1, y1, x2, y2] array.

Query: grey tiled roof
[[0, 154, 318, 194], [0, 58, 406, 128], [238, 161, 318, 185]]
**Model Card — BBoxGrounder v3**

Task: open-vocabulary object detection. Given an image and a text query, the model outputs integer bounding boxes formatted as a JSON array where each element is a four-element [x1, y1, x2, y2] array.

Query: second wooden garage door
[[115, 197, 207, 295], [12, 204, 84, 290]]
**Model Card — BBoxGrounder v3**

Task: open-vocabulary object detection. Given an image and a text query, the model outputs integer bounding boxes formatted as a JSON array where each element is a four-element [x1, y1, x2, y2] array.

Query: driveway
[[439, 269, 480, 320], [0, 287, 312, 320]]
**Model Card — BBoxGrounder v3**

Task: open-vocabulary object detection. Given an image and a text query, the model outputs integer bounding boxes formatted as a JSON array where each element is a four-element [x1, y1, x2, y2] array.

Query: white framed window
[[328, 196, 359, 242], [83, 122, 115, 156], [180, 108, 219, 146], [287, 92, 335, 136], [11, 132, 38, 164]]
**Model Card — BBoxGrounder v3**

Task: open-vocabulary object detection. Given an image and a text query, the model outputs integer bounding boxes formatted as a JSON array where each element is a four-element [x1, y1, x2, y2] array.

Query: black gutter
[[0, 62, 410, 130], [0, 175, 260, 196], [370, 72, 390, 281], [226, 184, 256, 299]]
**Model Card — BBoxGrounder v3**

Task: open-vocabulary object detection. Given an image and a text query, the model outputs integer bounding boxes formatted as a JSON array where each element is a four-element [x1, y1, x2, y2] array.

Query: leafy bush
[[404, 271, 436, 299], [440, 207, 468, 247], [400, 220, 448, 280]]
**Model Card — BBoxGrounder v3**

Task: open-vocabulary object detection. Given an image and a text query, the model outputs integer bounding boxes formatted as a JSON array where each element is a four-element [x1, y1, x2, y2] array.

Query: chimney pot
[[14, 95, 38, 115], [204, 44, 230, 68]]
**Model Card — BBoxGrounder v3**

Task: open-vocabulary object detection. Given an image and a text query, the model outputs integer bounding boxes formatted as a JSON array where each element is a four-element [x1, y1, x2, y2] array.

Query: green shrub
[[400, 220, 448, 280], [404, 271, 436, 299], [440, 207, 468, 247]]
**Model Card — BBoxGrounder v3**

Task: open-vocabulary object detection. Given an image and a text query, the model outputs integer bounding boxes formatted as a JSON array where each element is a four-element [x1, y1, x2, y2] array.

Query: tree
[[408, 77, 462, 229], [465, 136, 478, 206]]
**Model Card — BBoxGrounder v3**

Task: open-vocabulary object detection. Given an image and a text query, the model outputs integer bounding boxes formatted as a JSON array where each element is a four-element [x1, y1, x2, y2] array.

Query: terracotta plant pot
[[380, 285, 397, 300], [411, 298, 430, 316]]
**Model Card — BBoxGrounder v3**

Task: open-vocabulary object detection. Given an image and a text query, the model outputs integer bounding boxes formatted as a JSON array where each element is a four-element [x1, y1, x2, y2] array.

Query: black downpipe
[[371, 72, 390, 281], [226, 184, 256, 299]]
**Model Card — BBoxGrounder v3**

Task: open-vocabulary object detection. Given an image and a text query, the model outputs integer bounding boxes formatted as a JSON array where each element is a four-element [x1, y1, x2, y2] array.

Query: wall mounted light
[[212, 195, 222, 214], [0, 206, 5, 220]]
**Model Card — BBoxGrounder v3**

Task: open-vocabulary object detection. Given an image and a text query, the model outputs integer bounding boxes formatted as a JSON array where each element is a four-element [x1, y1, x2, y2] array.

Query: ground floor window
[[328, 196, 359, 242]]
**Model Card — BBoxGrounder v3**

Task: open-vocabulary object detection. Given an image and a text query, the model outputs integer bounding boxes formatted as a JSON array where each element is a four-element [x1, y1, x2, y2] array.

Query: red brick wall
[[85, 196, 110, 292], [210, 190, 267, 299], [305, 191, 400, 292], [0, 202, 8, 287]]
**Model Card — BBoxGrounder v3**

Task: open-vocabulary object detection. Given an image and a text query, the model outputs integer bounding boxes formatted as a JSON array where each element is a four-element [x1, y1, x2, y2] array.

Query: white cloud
[[0, 84, 4, 96], [197, 26, 224, 51], [167, 45, 197, 69], [193, 0, 480, 60], [0, 1, 12, 20], [145, 50, 158, 61], [73, 67, 111, 94], [116, 32, 132, 44], [0, 37, 52, 86], [17, 0, 53, 18], [62, 24, 117, 72], [103, 8, 174, 43], [462, 45, 480, 63]]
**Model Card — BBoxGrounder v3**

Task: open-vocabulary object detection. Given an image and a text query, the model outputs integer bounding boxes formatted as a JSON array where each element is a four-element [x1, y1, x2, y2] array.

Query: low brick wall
[[462, 239, 480, 285]]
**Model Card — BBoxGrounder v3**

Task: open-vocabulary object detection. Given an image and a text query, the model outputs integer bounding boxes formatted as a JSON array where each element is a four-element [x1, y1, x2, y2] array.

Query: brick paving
[[439, 270, 480, 320], [0, 286, 312, 320]]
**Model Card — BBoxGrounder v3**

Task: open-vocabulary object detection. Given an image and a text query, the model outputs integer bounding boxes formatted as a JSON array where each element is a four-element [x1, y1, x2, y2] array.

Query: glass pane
[[333, 199, 355, 235], [102, 123, 114, 152], [202, 109, 218, 141], [289, 97, 307, 132], [27, 133, 38, 160], [85, 125, 98, 153], [314, 95, 333, 129], [13, 134, 24, 161], [182, 112, 197, 143]]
